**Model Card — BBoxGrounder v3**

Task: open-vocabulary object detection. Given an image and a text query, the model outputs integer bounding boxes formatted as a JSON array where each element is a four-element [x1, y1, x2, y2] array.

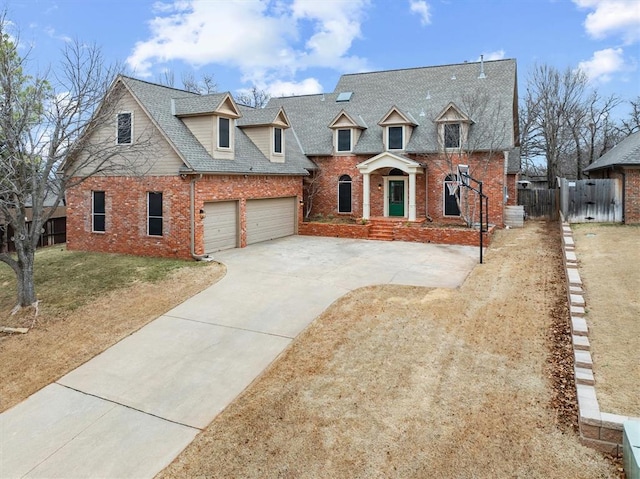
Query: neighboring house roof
[[267, 59, 518, 156], [584, 131, 640, 173], [119, 76, 314, 176]]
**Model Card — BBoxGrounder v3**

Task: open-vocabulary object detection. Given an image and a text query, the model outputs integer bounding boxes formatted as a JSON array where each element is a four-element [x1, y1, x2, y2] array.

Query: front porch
[[299, 217, 495, 247]]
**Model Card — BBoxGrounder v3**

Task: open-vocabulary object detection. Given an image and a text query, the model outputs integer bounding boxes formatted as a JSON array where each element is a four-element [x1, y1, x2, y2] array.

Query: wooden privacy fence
[[559, 178, 622, 223], [518, 188, 559, 220]]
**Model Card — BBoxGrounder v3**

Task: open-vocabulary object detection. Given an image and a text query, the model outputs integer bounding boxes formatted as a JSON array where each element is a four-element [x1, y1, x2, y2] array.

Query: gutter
[[189, 174, 214, 262]]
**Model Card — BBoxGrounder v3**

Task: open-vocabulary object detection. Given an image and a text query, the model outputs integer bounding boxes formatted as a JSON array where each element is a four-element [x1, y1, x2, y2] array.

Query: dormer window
[[444, 123, 461, 149], [117, 112, 132, 145], [218, 117, 230, 149], [337, 129, 352, 152], [435, 102, 472, 151], [274, 127, 283, 154], [388, 126, 403, 150]]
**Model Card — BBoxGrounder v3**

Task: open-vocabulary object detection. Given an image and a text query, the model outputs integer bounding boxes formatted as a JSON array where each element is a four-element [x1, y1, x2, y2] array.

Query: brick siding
[[309, 152, 508, 226], [67, 175, 303, 259]]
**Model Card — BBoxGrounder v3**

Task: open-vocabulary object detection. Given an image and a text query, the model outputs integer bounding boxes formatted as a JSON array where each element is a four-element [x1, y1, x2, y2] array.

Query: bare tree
[[302, 169, 322, 220], [157, 70, 217, 94], [524, 64, 588, 185], [420, 87, 510, 227], [0, 17, 154, 313], [235, 86, 270, 108], [619, 96, 640, 136]]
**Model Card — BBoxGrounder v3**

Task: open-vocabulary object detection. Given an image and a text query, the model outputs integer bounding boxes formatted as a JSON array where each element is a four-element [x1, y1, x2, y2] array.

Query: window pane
[[445, 123, 460, 148], [117, 113, 132, 144], [148, 192, 163, 217], [338, 177, 352, 213], [337, 129, 351, 151], [388, 126, 403, 149], [93, 191, 105, 214], [274, 127, 282, 153], [219, 117, 230, 148], [444, 175, 461, 216], [93, 215, 105, 232], [148, 217, 163, 236]]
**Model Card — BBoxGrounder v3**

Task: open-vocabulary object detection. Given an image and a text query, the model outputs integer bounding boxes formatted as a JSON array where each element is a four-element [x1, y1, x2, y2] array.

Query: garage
[[246, 197, 297, 245], [203, 201, 238, 253]]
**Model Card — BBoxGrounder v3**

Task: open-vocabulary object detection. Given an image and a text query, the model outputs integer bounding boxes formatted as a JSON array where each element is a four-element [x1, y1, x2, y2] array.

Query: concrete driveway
[[1, 236, 478, 478]]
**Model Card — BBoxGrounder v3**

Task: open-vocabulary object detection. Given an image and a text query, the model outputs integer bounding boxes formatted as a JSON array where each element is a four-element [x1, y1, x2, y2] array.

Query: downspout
[[190, 174, 213, 261]]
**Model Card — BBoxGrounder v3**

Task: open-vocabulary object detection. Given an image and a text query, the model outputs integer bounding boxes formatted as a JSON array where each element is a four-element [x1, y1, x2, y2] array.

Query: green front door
[[388, 180, 405, 216]]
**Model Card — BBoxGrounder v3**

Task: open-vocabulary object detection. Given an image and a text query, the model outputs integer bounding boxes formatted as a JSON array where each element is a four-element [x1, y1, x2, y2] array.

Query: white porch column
[[408, 171, 417, 221], [362, 172, 371, 219]]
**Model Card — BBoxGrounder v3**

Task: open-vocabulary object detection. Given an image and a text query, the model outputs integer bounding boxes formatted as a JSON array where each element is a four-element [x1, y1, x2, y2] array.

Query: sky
[[5, 0, 640, 116]]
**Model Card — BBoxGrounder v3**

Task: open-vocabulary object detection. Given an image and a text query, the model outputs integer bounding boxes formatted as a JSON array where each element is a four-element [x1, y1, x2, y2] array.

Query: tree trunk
[[15, 242, 38, 307]]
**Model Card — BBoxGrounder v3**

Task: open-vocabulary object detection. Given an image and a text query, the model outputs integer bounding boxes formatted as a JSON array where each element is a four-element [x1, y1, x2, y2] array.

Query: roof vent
[[336, 91, 353, 102], [478, 54, 486, 79]]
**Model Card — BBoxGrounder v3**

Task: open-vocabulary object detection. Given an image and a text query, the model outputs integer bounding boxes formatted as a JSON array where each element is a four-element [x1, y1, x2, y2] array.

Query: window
[[388, 126, 403, 150], [444, 123, 461, 149], [274, 127, 283, 154], [92, 191, 105, 232], [218, 117, 230, 149], [337, 129, 351, 152], [117, 113, 132, 145], [148, 192, 163, 236], [443, 175, 461, 216], [338, 175, 352, 213]]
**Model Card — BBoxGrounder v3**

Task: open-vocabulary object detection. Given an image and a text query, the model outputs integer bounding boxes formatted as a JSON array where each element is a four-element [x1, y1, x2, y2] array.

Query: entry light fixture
[[378, 183, 382, 191]]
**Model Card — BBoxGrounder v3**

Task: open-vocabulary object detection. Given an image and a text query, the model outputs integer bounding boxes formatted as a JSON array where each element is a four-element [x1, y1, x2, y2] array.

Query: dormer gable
[[329, 110, 366, 154], [434, 102, 472, 150], [172, 92, 241, 119], [173, 92, 242, 160], [378, 106, 418, 151], [237, 106, 290, 163]]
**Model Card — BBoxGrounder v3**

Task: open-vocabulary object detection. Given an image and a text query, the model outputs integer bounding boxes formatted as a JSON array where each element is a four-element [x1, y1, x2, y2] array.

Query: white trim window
[[218, 117, 231, 149], [116, 112, 132, 145], [148, 192, 163, 236], [92, 191, 106, 232], [337, 128, 352, 152], [273, 127, 283, 154], [387, 126, 403, 150]]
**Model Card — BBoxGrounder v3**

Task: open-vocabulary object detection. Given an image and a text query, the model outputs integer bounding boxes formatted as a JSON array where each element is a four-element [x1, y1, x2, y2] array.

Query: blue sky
[[6, 0, 640, 112]]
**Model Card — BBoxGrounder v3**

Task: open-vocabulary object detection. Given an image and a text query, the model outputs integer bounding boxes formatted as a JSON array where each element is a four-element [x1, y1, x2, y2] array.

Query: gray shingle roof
[[120, 76, 313, 175], [172, 93, 230, 117], [584, 131, 640, 172], [267, 59, 518, 156]]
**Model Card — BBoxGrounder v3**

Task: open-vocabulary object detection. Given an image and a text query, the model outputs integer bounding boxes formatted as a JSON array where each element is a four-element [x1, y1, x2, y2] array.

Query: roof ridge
[[338, 58, 516, 79], [119, 74, 200, 96]]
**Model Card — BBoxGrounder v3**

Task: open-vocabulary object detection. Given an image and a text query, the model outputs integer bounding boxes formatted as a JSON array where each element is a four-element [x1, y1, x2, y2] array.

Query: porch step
[[368, 220, 397, 241]]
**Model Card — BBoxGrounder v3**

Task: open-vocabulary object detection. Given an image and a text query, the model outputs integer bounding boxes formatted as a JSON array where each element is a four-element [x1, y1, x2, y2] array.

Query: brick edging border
[[560, 221, 639, 456]]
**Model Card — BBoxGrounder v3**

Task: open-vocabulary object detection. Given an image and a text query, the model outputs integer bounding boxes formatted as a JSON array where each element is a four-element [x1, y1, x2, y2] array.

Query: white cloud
[[127, 0, 371, 87], [264, 77, 323, 97], [577, 47, 627, 82], [573, 0, 640, 43], [409, 0, 431, 26], [477, 50, 506, 61]]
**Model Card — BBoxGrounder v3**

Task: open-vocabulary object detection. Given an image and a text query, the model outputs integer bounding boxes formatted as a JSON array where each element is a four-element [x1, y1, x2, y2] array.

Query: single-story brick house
[[584, 131, 640, 224], [66, 59, 520, 259]]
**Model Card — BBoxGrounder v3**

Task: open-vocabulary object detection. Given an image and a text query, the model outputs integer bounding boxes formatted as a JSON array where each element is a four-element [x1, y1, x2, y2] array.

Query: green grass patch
[[0, 246, 205, 315]]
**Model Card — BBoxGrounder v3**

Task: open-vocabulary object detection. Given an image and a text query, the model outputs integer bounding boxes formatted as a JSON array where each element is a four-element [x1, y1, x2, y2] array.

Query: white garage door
[[203, 201, 238, 253], [246, 197, 296, 245]]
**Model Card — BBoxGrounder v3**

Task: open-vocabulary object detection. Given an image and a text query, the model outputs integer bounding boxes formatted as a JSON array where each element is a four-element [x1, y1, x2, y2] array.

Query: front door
[[388, 180, 405, 216]]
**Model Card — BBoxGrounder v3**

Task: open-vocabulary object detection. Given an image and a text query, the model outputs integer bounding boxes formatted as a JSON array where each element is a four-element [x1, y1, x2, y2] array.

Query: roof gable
[[434, 102, 472, 123], [329, 110, 366, 129], [584, 131, 640, 172], [378, 106, 418, 127], [173, 92, 241, 118]]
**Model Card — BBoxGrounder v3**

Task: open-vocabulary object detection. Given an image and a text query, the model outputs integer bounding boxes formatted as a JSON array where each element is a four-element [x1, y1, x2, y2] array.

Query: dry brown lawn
[[0, 259, 225, 412], [572, 223, 640, 417], [158, 223, 618, 479]]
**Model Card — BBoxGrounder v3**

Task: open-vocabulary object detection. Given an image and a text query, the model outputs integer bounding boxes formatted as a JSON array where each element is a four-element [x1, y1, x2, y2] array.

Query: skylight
[[336, 92, 353, 102]]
